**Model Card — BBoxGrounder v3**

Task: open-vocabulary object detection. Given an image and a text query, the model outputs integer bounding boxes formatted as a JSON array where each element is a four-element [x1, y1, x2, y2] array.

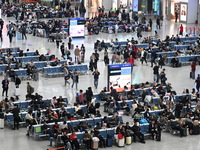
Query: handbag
[[65, 75, 70, 80]]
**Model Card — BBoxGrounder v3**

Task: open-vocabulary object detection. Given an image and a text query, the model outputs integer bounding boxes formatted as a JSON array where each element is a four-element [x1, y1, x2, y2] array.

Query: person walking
[[71, 69, 79, 90], [21, 25, 27, 40], [2, 77, 9, 97], [179, 24, 183, 36], [141, 50, 148, 65], [12, 104, 20, 130], [60, 42, 65, 57], [7, 28, 14, 43], [68, 36, 72, 49], [74, 46, 80, 64], [191, 61, 196, 80], [196, 74, 200, 92], [153, 64, 159, 83], [92, 69, 100, 89], [63, 66, 70, 86], [137, 25, 142, 38]]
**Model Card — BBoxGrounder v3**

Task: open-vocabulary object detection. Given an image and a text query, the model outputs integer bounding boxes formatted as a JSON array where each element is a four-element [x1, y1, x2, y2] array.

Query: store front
[[132, 0, 161, 15], [164, 0, 198, 23]]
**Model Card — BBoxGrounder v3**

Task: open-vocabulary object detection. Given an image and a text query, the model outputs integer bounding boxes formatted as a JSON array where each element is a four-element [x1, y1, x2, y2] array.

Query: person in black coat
[[2, 77, 9, 97], [149, 120, 157, 140], [12, 104, 20, 130], [85, 87, 93, 103], [132, 122, 145, 143]]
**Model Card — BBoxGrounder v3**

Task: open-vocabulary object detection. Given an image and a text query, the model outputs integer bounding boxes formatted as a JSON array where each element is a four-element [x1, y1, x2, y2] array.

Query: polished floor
[[0, 16, 199, 150]]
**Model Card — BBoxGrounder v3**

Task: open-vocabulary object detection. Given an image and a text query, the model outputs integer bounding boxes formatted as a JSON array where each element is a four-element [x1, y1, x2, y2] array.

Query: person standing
[[55, 32, 62, 48], [15, 75, 21, 88], [7, 28, 14, 43], [179, 24, 183, 36], [153, 64, 159, 83], [0, 27, 3, 42], [74, 46, 80, 64], [60, 42, 65, 57], [175, 10, 178, 22], [191, 61, 196, 79], [12, 104, 20, 130], [195, 74, 200, 92], [68, 36, 72, 49], [149, 19, 152, 29], [71, 69, 79, 90], [2, 77, 9, 97], [137, 25, 142, 38], [92, 69, 100, 89], [156, 17, 160, 29], [21, 25, 27, 40], [63, 66, 70, 86]]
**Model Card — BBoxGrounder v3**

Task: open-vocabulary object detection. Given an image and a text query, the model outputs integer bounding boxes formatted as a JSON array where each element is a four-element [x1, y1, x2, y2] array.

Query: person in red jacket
[[191, 61, 196, 79], [127, 55, 134, 66], [70, 131, 79, 149], [179, 24, 183, 36]]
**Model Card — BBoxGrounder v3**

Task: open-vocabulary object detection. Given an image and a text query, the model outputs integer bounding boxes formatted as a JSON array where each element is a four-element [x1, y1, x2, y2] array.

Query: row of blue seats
[[43, 65, 88, 76], [13, 97, 68, 110], [179, 37, 198, 42], [32, 116, 123, 140], [16, 55, 51, 62], [1, 51, 36, 57], [152, 94, 191, 106], [167, 55, 200, 63], [174, 45, 189, 50], [5, 105, 87, 126], [0, 47, 19, 53], [93, 86, 167, 102]]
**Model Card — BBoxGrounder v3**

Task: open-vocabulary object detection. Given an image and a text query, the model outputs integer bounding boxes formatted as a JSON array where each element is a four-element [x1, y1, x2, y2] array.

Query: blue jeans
[[71, 81, 78, 89], [50, 137, 54, 146], [191, 71, 195, 79], [94, 78, 99, 88]]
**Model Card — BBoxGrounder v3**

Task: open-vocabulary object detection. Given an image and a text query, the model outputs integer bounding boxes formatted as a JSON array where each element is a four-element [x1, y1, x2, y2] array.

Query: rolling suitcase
[[190, 72, 192, 78], [106, 137, 113, 147], [0, 119, 4, 129], [17, 33, 22, 40], [118, 138, 125, 147], [92, 141, 99, 149], [33, 72, 39, 81], [183, 127, 187, 136], [126, 137, 132, 145]]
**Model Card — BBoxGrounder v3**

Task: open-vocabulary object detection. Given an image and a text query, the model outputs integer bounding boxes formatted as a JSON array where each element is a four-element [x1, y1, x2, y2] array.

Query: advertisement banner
[[108, 64, 132, 92], [180, 3, 187, 22]]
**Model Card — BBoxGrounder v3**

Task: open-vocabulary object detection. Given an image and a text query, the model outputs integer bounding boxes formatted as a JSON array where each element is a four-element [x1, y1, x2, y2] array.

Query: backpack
[[9, 30, 13, 35]]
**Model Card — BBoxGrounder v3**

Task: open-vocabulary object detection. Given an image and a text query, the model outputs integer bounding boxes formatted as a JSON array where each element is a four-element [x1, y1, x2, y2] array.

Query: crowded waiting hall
[[0, 0, 200, 150]]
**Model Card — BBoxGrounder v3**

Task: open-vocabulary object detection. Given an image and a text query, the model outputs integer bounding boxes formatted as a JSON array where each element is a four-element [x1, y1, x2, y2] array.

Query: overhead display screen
[[69, 18, 85, 37], [108, 63, 132, 92]]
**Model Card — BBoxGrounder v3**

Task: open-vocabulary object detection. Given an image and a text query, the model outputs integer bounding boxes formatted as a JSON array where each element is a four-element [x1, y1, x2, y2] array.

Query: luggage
[[190, 72, 192, 78], [126, 136, 131, 145], [0, 113, 4, 119], [32, 72, 39, 81], [71, 44, 74, 49], [0, 119, 4, 129], [17, 33, 22, 40], [182, 127, 187, 136], [118, 138, 125, 147], [95, 103, 100, 108], [14, 87, 20, 96], [106, 138, 113, 147], [139, 119, 148, 124], [192, 125, 199, 135], [92, 141, 99, 149]]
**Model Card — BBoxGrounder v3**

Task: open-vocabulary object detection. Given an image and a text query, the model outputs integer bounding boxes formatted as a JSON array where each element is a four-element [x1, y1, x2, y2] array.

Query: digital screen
[[69, 18, 85, 37], [132, 0, 138, 12], [180, 4, 187, 21], [108, 64, 132, 92], [69, 25, 84, 37]]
